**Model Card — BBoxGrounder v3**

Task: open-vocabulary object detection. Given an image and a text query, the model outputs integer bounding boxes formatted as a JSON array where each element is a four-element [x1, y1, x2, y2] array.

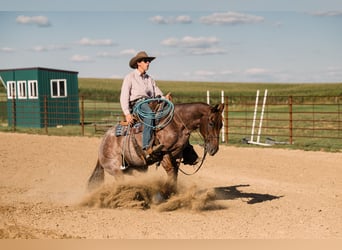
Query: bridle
[[178, 112, 221, 176]]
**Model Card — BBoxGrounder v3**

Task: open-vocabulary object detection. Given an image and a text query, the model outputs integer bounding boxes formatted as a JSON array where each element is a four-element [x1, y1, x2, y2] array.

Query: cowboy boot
[[144, 144, 164, 159]]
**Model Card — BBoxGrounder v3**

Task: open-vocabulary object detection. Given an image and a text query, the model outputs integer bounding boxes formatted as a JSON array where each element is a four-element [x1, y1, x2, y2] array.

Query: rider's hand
[[125, 114, 134, 124], [165, 92, 172, 101]]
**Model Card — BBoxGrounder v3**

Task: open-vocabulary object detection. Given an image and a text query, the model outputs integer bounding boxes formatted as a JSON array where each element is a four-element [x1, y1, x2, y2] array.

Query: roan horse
[[87, 102, 224, 197]]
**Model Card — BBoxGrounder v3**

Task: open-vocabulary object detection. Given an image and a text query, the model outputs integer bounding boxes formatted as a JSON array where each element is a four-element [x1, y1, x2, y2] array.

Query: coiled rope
[[132, 98, 174, 130]]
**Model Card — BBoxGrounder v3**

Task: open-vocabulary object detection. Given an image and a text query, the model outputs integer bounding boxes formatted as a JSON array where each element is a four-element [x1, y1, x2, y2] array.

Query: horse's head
[[199, 104, 224, 155]]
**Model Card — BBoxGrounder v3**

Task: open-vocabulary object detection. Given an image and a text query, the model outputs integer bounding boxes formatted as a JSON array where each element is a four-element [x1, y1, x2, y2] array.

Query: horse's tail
[[87, 159, 104, 191]]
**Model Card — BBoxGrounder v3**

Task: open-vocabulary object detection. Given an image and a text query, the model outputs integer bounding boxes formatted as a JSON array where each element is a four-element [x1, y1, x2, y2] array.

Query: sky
[[1, 0, 342, 83]]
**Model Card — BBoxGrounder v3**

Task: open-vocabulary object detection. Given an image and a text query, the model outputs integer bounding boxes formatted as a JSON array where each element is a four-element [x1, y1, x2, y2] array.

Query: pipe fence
[[0, 94, 341, 150], [221, 95, 341, 147]]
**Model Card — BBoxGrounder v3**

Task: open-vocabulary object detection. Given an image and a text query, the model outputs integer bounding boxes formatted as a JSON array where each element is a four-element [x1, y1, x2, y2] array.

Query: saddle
[[114, 122, 143, 137], [115, 121, 162, 166], [115, 98, 173, 164]]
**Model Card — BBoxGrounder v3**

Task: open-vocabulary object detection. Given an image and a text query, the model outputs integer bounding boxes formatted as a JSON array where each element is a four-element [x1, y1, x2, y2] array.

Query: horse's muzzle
[[205, 144, 219, 156]]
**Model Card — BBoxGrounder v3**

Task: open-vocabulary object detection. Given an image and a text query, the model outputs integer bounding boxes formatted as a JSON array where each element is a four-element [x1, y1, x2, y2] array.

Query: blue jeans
[[140, 102, 154, 149]]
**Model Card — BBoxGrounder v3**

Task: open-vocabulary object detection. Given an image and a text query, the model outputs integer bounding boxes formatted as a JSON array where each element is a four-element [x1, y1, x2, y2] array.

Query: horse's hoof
[[153, 192, 165, 204]]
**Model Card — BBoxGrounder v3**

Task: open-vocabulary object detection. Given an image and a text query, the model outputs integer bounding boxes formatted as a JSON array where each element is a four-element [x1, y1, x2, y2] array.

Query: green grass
[[79, 78, 342, 102], [1, 79, 341, 151], [2, 77, 342, 102]]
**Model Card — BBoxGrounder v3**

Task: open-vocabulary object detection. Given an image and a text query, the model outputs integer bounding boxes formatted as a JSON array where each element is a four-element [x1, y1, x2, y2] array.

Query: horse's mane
[[172, 102, 212, 122], [174, 102, 210, 111], [174, 102, 209, 107]]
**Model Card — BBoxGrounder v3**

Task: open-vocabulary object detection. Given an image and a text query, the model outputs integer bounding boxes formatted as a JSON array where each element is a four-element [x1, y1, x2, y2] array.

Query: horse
[[87, 102, 224, 197]]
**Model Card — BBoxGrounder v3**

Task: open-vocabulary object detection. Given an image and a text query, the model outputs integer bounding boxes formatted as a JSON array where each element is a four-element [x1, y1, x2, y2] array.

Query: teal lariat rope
[[132, 98, 174, 130]]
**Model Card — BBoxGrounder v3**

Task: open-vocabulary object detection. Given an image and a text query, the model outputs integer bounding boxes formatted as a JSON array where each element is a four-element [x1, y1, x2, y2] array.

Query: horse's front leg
[[160, 154, 179, 198]]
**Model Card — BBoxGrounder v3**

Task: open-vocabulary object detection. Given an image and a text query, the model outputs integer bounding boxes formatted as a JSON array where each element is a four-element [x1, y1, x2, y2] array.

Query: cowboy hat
[[129, 51, 156, 69]]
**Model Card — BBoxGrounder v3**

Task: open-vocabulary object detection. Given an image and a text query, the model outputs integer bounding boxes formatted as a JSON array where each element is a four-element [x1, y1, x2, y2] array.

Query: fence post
[[338, 96, 341, 138], [288, 96, 293, 145], [11, 94, 16, 131], [224, 96, 229, 143], [206, 90, 210, 104], [44, 95, 48, 134], [81, 95, 85, 136], [221, 90, 225, 142]]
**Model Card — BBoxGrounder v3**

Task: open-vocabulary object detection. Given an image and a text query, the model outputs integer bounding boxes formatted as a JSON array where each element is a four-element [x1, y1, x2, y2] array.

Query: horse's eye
[[209, 122, 214, 127]]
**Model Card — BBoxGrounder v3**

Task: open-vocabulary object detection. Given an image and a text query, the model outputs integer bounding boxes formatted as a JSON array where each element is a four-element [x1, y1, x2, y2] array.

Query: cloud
[[77, 37, 115, 46], [96, 49, 137, 58], [110, 74, 123, 79], [16, 15, 51, 27], [245, 68, 269, 75], [195, 69, 233, 77], [150, 15, 168, 24], [326, 67, 342, 79], [200, 11, 264, 25], [186, 47, 226, 55], [150, 15, 192, 24], [1, 47, 15, 53], [119, 49, 136, 56], [194, 70, 216, 77], [189, 69, 233, 81], [162, 36, 219, 48], [219, 70, 233, 75], [31, 45, 68, 52], [70, 54, 93, 62], [242, 67, 281, 82], [175, 15, 192, 24], [161, 36, 226, 55], [96, 52, 116, 58], [311, 11, 342, 17]]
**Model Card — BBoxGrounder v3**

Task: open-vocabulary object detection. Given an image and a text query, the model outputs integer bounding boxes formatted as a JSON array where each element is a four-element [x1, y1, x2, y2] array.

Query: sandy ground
[[0, 132, 341, 239]]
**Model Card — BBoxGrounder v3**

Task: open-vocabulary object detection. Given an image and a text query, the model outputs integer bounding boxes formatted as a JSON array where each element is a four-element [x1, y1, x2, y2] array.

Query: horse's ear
[[212, 104, 224, 113], [218, 103, 224, 113]]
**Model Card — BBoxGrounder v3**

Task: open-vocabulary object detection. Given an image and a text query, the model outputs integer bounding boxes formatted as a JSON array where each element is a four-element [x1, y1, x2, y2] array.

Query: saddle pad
[[115, 122, 143, 137]]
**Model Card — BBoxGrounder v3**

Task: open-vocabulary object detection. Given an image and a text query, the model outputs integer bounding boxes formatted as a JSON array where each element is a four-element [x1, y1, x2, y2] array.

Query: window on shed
[[50, 79, 67, 98], [28, 80, 38, 99], [59, 80, 66, 96], [17, 81, 27, 99], [7, 81, 16, 99]]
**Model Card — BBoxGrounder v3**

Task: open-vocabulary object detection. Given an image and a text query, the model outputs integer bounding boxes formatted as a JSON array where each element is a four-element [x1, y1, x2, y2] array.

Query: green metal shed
[[0, 67, 80, 128]]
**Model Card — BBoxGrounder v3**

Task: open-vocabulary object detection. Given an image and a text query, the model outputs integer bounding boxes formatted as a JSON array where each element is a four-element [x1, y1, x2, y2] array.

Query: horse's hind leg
[[87, 159, 105, 191]]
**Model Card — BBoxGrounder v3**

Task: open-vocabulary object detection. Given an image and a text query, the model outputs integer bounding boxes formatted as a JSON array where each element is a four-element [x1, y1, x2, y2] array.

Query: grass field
[[1, 78, 341, 100], [0, 79, 341, 151], [79, 78, 342, 101]]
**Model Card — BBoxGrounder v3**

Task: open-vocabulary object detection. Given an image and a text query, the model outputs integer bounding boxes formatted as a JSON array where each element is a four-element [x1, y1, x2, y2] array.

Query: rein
[[175, 111, 211, 176], [179, 148, 207, 176]]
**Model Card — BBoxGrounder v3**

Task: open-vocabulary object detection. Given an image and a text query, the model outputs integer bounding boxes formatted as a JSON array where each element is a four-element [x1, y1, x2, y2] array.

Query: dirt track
[[0, 132, 341, 239]]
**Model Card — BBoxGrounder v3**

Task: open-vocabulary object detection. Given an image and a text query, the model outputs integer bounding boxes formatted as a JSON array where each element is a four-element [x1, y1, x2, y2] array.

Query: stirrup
[[120, 165, 128, 170]]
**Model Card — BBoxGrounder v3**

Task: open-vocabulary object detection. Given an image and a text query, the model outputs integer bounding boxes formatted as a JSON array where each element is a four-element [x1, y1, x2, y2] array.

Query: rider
[[120, 51, 171, 159]]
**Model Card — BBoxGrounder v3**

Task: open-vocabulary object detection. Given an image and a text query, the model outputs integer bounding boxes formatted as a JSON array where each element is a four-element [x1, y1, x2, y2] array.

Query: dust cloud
[[80, 176, 225, 212]]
